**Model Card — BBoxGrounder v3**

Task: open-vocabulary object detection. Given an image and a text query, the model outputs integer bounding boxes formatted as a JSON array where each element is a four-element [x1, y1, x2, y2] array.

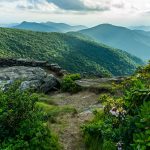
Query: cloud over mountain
[[0, 0, 150, 26], [0, 0, 125, 12], [46, 0, 110, 11], [1, 0, 150, 13]]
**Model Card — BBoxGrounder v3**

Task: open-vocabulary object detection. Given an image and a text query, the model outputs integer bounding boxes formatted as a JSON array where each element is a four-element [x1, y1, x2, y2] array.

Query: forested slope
[[0, 28, 144, 76]]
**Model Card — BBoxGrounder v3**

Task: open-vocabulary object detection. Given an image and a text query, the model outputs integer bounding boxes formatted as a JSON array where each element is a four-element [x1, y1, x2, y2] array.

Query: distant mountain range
[[1, 21, 149, 65], [0, 23, 19, 28], [0, 27, 143, 76], [12, 21, 87, 33], [79, 24, 150, 60], [129, 25, 150, 31], [4, 21, 149, 60]]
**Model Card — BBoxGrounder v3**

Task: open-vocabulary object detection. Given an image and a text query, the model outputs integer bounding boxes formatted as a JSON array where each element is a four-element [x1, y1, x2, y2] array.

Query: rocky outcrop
[[75, 77, 124, 93], [0, 66, 60, 93], [0, 58, 67, 76]]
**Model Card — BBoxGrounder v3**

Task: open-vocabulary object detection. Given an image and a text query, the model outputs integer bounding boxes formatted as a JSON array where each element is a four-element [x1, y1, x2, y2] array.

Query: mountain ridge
[[79, 23, 150, 60], [12, 21, 87, 33], [129, 25, 150, 31]]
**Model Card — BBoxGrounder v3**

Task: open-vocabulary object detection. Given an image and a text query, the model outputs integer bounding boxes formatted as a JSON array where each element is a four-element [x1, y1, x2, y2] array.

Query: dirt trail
[[48, 91, 101, 150]]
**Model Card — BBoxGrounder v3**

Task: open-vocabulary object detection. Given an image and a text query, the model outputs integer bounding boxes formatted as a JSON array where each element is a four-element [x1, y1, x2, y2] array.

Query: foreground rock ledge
[[0, 58, 67, 76], [0, 66, 60, 93]]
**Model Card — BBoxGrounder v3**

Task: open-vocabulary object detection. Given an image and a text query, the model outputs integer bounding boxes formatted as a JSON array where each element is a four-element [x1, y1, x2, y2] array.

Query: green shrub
[[102, 140, 116, 150], [82, 109, 116, 150], [132, 101, 150, 150], [0, 82, 60, 150], [66, 73, 81, 80], [61, 74, 81, 93], [82, 122, 104, 150], [82, 63, 150, 150]]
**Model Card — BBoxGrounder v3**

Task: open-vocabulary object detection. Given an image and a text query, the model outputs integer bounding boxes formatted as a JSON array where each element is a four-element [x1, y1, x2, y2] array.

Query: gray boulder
[[40, 74, 60, 93], [0, 66, 60, 93]]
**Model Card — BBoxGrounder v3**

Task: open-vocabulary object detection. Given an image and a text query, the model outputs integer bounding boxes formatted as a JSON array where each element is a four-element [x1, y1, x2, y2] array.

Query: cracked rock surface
[[0, 66, 60, 93]]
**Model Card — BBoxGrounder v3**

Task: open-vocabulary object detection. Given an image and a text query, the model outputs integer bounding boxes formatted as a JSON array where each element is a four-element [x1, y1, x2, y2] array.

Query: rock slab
[[0, 66, 60, 93]]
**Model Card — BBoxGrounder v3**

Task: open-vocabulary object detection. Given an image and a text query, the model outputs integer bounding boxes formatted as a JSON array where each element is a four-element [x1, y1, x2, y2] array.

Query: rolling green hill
[[79, 24, 150, 60], [0, 27, 144, 76]]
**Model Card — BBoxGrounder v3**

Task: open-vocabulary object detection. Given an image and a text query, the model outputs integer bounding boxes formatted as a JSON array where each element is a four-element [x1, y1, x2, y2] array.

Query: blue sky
[[0, 0, 150, 26]]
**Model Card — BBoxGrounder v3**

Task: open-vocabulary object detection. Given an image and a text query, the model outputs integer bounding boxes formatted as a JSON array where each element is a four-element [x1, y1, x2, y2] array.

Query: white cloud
[[17, 0, 60, 12], [0, 0, 150, 26], [1, 0, 150, 13]]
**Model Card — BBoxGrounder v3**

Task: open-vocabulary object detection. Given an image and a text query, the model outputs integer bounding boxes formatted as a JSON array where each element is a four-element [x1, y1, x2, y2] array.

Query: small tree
[[61, 74, 81, 93]]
